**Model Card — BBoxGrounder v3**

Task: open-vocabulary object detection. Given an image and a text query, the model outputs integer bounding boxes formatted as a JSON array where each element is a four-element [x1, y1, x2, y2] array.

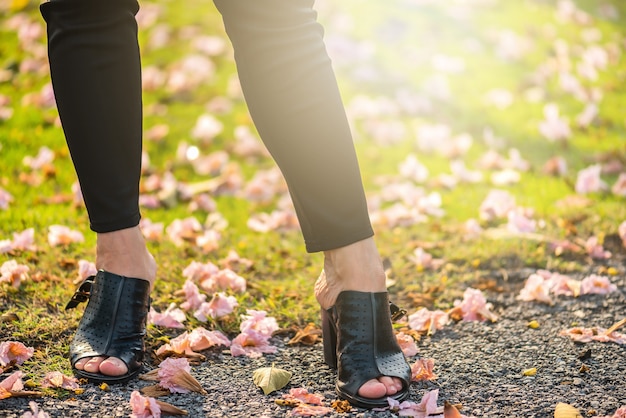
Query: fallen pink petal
[[40, 371, 80, 390], [129, 390, 161, 418]]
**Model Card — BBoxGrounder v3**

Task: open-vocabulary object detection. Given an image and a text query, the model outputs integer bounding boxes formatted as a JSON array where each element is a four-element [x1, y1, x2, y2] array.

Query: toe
[[99, 357, 128, 376], [83, 357, 106, 373], [357, 378, 388, 399], [74, 358, 88, 371], [379, 376, 399, 395]]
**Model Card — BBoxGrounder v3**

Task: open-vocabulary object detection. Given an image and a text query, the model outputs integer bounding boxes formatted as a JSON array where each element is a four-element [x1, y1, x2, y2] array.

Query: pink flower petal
[[130, 390, 161, 418]]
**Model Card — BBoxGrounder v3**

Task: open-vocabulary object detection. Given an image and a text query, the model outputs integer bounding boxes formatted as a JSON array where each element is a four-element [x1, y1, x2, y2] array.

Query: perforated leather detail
[[322, 291, 411, 408], [70, 270, 150, 376]]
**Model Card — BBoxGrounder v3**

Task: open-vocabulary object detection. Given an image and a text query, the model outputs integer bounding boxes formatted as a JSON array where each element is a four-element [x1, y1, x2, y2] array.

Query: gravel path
[[2, 271, 625, 418]]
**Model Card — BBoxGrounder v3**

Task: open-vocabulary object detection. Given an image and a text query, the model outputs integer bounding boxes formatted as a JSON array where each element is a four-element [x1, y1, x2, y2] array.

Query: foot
[[315, 237, 404, 399], [73, 226, 156, 377]]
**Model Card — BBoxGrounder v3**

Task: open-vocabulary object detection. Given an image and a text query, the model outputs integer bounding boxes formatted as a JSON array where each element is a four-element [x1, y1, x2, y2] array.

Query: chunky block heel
[[66, 270, 150, 384], [321, 291, 411, 408]]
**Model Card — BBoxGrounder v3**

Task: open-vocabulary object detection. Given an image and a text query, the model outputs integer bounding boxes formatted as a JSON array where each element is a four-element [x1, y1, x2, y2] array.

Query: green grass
[[1, 0, 625, 389]]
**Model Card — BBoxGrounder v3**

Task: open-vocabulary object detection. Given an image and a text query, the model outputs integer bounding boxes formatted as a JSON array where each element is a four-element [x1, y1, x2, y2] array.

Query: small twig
[[604, 318, 626, 335]]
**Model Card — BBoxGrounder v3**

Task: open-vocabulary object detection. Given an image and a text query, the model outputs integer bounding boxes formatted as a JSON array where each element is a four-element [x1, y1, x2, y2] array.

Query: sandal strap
[[65, 276, 95, 310]]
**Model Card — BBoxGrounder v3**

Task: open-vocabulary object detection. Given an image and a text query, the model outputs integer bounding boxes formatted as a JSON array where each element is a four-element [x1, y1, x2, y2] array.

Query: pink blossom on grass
[[20, 401, 50, 418], [399, 154, 429, 183], [187, 327, 231, 351], [247, 209, 300, 233], [218, 250, 253, 271], [538, 103, 571, 142], [506, 209, 536, 233], [0, 341, 34, 371], [580, 274, 617, 295], [47, 225, 84, 247], [408, 308, 449, 335], [191, 113, 223, 142], [130, 390, 161, 418], [179, 279, 206, 311], [22, 146, 54, 170], [166, 217, 203, 246], [411, 358, 437, 382], [10, 228, 36, 252], [157, 357, 192, 393], [41, 371, 80, 390], [575, 164, 607, 194], [518, 274, 553, 305], [611, 173, 626, 197], [139, 218, 164, 241], [585, 236, 611, 260], [195, 229, 221, 253], [463, 219, 483, 239], [182, 260, 220, 283], [0, 260, 30, 289], [200, 268, 246, 294], [479, 189, 516, 221], [230, 310, 279, 358], [0, 371, 24, 391], [451, 288, 498, 322], [395, 332, 418, 357], [76, 260, 96, 282], [149, 303, 186, 329], [409, 247, 444, 270], [0, 187, 14, 210], [194, 292, 238, 321]]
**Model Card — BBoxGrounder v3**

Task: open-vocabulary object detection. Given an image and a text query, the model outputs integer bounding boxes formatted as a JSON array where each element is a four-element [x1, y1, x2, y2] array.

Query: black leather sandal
[[321, 291, 411, 408], [65, 270, 151, 384]]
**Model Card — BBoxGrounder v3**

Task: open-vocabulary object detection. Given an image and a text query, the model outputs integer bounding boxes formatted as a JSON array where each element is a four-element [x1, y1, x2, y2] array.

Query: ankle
[[315, 237, 386, 309], [96, 226, 157, 288]]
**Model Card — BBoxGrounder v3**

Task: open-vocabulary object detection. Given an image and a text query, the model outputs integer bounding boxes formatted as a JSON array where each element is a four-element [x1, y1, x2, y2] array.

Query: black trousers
[[40, 0, 373, 252]]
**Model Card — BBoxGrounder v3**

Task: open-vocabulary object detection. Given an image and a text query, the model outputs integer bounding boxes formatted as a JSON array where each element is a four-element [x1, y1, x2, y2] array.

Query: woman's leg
[[213, 0, 402, 399], [41, 0, 156, 376]]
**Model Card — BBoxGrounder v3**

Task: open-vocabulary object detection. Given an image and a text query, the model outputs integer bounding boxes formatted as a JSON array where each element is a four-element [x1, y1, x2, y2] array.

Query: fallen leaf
[[522, 368, 537, 376], [331, 399, 352, 413], [252, 363, 291, 395], [554, 402, 583, 418], [287, 323, 322, 346], [528, 320, 540, 329], [155, 400, 188, 416], [99, 383, 109, 391], [140, 384, 171, 398]]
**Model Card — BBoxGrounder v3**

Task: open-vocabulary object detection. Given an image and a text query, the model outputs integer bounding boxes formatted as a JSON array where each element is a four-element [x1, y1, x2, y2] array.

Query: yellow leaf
[[522, 367, 537, 376], [528, 320, 540, 329], [554, 402, 583, 418], [252, 363, 292, 395], [99, 383, 109, 391], [607, 267, 618, 276]]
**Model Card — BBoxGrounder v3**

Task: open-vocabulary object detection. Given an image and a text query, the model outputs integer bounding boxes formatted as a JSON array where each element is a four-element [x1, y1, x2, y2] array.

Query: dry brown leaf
[[171, 369, 207, 395], [287, 323, 322, 346], [554, 402, 583, 418], [140, 384, 171, 398], [155, 400, 188, 416], [275, 399, 300, 407], [331, 399, 352, 413]]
